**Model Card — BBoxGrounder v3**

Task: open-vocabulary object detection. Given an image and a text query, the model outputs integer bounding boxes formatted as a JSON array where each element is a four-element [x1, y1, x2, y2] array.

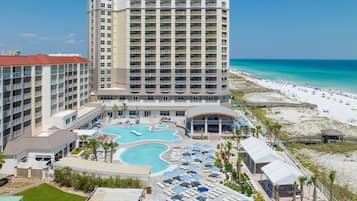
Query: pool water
[[102, 124, 179, 144], [120, 143, 169, 173]]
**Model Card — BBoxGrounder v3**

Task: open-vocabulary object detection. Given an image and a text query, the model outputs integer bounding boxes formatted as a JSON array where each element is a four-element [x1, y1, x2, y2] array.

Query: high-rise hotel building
[[88, 0, 230, 103]]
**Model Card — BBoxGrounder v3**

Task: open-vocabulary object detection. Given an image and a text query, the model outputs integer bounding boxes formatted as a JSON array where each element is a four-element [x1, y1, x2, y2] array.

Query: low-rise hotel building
[[0, 54, 100, 151]]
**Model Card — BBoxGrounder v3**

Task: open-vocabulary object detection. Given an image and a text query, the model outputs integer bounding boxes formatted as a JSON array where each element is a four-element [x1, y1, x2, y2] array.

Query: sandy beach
[[230, 69, 357, 126]]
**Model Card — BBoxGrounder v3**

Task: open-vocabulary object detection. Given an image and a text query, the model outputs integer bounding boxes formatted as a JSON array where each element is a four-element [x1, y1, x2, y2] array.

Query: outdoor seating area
[[156, 143, 252, 201]]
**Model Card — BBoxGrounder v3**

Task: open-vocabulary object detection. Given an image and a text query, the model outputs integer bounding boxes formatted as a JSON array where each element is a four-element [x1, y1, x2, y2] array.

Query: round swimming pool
[[102, 124, 179, 144], [120, 143, 170, 174]]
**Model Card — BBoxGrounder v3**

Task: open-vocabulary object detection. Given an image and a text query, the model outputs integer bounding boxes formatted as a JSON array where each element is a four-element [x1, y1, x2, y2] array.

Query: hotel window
[[176, 111, 185, 116], [100, 48, 105, 52], [160, 111, 170, 116], [129, 111, 137, 116], [100, 84, 105, 88], [107, 55, 112, 59], [107, 33, 112, 37], [107, 41, 112, 45], [107, 63, 112, 67], [107, 19, 112, 23], [101, 33, 105, 37], [107, 11, 112, 16], [101, 55, 105, 59], [101, 3, 105, 8], [100, 63, 105, 67], [101, 18, 105, 22], [107, 26, 111, 30], [100, 26, 105, 30], [100, 40, 105, 45], [107, 48, 112, 52], [101, 10, 105, 15], [107, 4, 112, 8], [107, 69, 111, 74]]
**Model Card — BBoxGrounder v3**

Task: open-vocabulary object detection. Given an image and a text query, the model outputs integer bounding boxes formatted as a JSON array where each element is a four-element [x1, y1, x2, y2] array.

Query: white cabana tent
[[240, 137, 282, 173], [261, 160, 303, 198]]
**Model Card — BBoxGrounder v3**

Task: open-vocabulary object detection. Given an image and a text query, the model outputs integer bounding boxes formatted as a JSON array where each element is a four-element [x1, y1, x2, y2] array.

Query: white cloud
[[64, 39, 77, 44], [20, 33, 38, 38], [64, 33, 80, 45]]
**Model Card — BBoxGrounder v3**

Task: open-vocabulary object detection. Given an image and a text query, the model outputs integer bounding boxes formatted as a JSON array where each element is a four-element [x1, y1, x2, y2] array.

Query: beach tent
[[261, 160, 303, 198], [240, 137, 282, 173]]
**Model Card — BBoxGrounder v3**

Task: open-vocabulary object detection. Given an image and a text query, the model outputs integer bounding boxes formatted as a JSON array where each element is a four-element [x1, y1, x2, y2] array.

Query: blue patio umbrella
[[191, 174, 203, 180], [191, 181, 201, 187], [188, 163, 199, 169], [164, 171, 174, 177], [197, 187, 209, 193], [196, 195, 207, 201], [210, 166, 220, 172], [171, 194, 184, 200], [203, 144, 211, 149], [207, 149, 216, 154], [205, 157, 215, 163], [183, 146, 192, 151], [179, 175, 191, 182], [194, 152, 203, 158], [172, 168, 185, 176], [183, 155, 192, 161], [194, 142, 201, 147], [172, 185, 185, 194]]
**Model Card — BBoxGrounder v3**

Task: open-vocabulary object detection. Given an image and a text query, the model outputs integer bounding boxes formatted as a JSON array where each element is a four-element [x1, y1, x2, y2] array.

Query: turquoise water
[[230, 59, 357, 93], [101, 124, 179, 144], [120, 143, 169, 173]]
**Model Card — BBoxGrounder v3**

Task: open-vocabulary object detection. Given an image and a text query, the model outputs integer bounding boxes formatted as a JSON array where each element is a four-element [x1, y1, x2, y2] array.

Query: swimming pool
[[120, 143, 170, 174], [101, 124, 179, 144]]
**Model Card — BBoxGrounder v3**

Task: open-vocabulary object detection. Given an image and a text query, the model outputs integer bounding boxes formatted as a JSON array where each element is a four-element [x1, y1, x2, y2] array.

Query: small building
[[87, 187, 145, 201], [54, 157, 151, 183], [0, 196, 24, 201], [2, 129, 77, 176], [185, 105, 239, 135], [321, 129, 344, 143], [240, 137, 282, 173], [261, 160, 303, 198]]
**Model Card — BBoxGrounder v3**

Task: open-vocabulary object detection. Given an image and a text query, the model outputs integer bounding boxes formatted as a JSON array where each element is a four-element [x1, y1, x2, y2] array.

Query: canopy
[[240, 137, 282, 163], [261, 160, 303, 186]]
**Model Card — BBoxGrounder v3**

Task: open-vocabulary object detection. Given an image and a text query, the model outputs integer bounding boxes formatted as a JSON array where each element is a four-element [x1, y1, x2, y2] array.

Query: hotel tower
[[88, 0, 230, 105]]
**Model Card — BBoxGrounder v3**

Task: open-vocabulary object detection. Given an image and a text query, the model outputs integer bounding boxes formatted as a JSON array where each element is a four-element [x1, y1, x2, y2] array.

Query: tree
[[236, 154, 242, 181], [0, 152, 5, 169], [88, 139, 99, 161], [250, 127, 256, 137], [253, 192, 265, 201], [298, 176, 307, 201], [226, 141, 232, 161], [113, 104, 119, 119], [256, 125, 262, 138], [102, 142, 110, 163], [121, 103, 127, 117], [109, 141, 119, 163], [79, 135, 89, 149], [329, 170, 336, 201], [292, 181, 297, 201], [308, 175, 318, 201]]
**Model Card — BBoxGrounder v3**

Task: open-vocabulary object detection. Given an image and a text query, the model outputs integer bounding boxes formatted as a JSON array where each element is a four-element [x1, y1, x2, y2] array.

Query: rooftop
[[240, 137, 282, 163], [186, 105, 239, 119], [4, 129, 76, 156], [261, 160, 303, 185], [0, 54, 88, 66], [321, 129, 344, 136], [88, 188, 144, 201]]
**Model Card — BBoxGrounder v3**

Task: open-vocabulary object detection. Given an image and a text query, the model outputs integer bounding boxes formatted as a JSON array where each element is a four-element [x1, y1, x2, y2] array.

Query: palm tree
[[329, 170, 336, 201], [79, 135, 89, 149], [250, 127, 256, 137], [298, 176, 307, 201], [88, 139, 99, 161], [226, 141, 232, 161], [121, 103, 127, 118], [292, 181, 297, 201], [235, 127, 241, 150], [102, 142, 110, 163], [109, 141, 119, 163], [256, 125, 262, 138], [113, 104, 118, 119], [236, 154, 242, 181], [0, 152, 5, 169], [308, 175, 318, 201]]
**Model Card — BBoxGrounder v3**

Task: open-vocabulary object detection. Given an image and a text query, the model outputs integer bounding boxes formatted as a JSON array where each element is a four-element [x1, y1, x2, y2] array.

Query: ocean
[[230, 59, 357, 93]]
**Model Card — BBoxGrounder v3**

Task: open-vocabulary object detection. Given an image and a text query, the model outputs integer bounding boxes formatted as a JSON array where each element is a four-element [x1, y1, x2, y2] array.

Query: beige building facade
[[88, 0, 230, 104]]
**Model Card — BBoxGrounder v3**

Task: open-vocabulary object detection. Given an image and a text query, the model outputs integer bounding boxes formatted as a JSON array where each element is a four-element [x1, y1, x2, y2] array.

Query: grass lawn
[[16, 183, 86, 201]]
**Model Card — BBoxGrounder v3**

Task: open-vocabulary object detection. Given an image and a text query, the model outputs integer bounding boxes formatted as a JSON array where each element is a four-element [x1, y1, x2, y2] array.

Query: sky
[[0, 0, 357, 59]]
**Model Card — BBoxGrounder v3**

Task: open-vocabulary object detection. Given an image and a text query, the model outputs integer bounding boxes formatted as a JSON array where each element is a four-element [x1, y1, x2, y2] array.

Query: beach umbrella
[[197, 187, 209, 193], [191, 174, 203, 180], [182, 152, 191, 156], [183, 146, 192, 151], [188, 163, 199, 170], [179, 175, 191, 182], [194, 158, 202, 163], [164, 171, 174, 177], [207, 149, 216, 154], [172, 186, 185, 194], [191, 181, 201, 187], [205, 157, 215, 163], [204, 164, 213, 168], [164, 178, 174, 184], [181, 162, 189, 166], [180, 182, 191, 188], [194, 152, 203, 158], [187, 170, 197, 175], [171, 194, 183, 200], [194, 142, 201, 147], [208, 173, 219, 178], [183, 155, 192, 161], [196, 195, 207, 201], [210, 166, 220, 172], [172, 168, 185, 176]]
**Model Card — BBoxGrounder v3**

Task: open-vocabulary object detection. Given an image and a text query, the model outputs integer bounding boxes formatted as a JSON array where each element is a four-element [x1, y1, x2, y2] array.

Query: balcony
[[13, 106, 22, 114], [23, 103, 31, 110], [146, 26, 156, 31], [206, 80, 217, 84], [191, 50, 201, 54], [145, 49, 156, 54], [191, 34, 201, 39], [160, 49, 171, 54], [13, 95, 22, 102], [35, 101, 42, 108], [130, 57, 141, 62], [175, 57, 186, 62], [13, 118, 22, 125], [160, 80, 172, 84], [175, 49, 186, 54], [206, 34, 216, 38], [146, 42, 156, 46], [206, 88, 217, 94], [4, 109, 11, 116], [175, 11, 186, 15], [160, 88, 171, 93], [175, 34, 186, 38], [176, 26, 186, 31], [191, 27, 201, 31], [160, 26, 171, 31], [206, 10, 217, 15], [191, 42, 201, 46], [24, 71, 31, 77], [35, 111, 41, 118], [160, 42, 171, 46], [13, 83, 22, 90], [13, 72, 22, 78], [130, 65, 141, 69], [35, 91, 41, 97], [130, 19, 141, 23], [160, 57, 171, 62], [146, 11, 156, 15], [130, 11, 141, 16], [130, 3, 141, 8], [191, 10, 201, 15], [206, 42, 216, 46], [145, 57, 156, 62], [191, 19, 201, 23], [145, 19, 156, 23], [160, 34, 171, 39], [160, 3, 171, 8], [146, 3, 156, 8], [130, 49, 141, 54], [190, 88, 201, 93], [176, 42, 186, 46], [131, 34, 141, 38], [160, 19, 171, 23], [206, 3, 217, 7], [206, 26, 216, 31], [175, 19, 186, 23], [23, 115, 31, 122], [130, 80, 141, 85], [191, 65, 202, 68], [160, 11, 171, 15], [206, 57, 216, 62], [131, 42, 141, 46], [145, 88, 156, 93], [130, 26, 141, 31], [176, 3, 186, 8], [160, 73, 171, 77]]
